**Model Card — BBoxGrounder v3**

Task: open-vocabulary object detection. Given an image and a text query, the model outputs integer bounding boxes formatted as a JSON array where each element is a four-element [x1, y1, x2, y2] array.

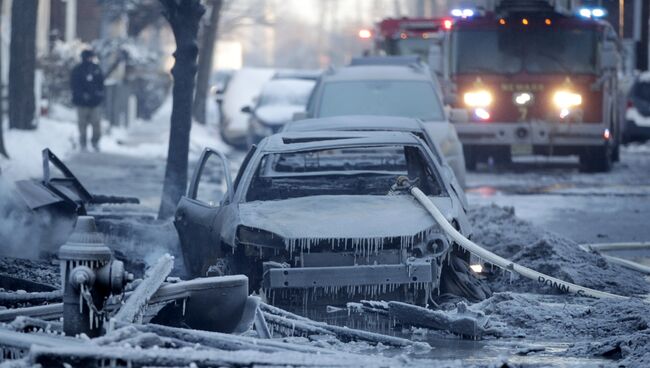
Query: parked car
[[625, 74, 650, 143], [219, 68, 275, 149], [175, 130, 486, 304], [303, 62, 467, 177], [242, 78, 316, 145], [282, 115, 467, 188]]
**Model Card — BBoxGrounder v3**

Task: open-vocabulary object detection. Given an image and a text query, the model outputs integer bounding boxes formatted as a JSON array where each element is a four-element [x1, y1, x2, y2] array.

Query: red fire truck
[[370, 1, 623, 172], [441, 1, 623, 172]]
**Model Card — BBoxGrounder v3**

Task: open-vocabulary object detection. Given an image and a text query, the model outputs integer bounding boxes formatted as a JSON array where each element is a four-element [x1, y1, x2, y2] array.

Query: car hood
[[237, 195, 455, 245]]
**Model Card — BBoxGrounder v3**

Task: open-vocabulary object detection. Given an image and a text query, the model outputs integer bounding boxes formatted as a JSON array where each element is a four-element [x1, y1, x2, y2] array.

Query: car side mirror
[[241, 106, 252, 114], [601, 41, 619, 70], [292, 111, 307, 121], [215, 93, 224, 103], [448, 108, 469, 123]]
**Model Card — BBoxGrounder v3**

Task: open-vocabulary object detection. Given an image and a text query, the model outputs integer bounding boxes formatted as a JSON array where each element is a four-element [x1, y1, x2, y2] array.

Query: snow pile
[[469, 292, 650, 364], [469, 204, 650, 296], [0, 118, 78, 180]]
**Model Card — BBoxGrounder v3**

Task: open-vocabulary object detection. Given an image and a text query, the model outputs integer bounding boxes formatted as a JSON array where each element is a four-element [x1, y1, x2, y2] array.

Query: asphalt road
[[466, 145, 650, 246]]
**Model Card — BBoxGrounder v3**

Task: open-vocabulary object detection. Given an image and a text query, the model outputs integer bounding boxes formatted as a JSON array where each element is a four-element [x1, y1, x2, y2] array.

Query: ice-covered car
[[219, 68, 275, 148], [624, 75, 650, 142], [241, 78, 316, 144], [304, 62, 467, 177], [282, 115, 467, 188], [174, 131, 483, 304]]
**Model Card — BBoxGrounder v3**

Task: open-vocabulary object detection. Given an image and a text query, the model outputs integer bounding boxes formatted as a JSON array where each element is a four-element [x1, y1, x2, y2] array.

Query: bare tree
[[193, 0, 223, 125], [0, 0, 7, 158], [158, 0, 206, 219], [9, 0, 38, 130]]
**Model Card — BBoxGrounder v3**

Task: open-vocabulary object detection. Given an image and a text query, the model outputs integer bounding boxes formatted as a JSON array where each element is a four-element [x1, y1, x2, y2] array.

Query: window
[[246, 145, 444, 201]]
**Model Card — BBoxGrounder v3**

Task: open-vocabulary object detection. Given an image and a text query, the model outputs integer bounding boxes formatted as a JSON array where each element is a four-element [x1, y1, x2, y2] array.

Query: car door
[[174, 148, 233, 278]]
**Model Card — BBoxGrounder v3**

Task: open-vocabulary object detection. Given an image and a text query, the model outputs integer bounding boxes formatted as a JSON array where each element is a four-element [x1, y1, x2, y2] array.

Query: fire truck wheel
[[612, 142, 620, 162], [579, 144, 612, 173], [464, 147, 478, 171]]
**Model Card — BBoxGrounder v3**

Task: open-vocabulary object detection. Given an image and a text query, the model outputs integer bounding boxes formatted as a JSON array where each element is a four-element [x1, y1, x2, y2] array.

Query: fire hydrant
[[59, 216, 132, 337]]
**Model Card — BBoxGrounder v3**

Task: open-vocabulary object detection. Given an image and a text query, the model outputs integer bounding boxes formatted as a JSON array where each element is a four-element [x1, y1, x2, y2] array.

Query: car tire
[[579, 144, 612, 173]]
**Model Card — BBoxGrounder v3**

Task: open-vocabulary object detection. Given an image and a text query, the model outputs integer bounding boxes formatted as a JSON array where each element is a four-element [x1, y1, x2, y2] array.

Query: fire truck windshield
[[452, 28, 597, 75], [388, 38, 437, 60]]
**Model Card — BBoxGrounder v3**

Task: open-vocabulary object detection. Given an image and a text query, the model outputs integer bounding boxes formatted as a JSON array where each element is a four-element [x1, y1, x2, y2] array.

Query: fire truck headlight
[[464, 90, 493, 108], [553, 91, 582, 109]]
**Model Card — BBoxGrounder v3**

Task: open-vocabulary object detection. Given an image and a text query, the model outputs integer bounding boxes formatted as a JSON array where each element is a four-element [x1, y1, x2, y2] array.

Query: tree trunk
[[0, 0, 8, 158], [193, 0, 223, 125], [158, 0, 206, 220], [9, 0, 38, 130]]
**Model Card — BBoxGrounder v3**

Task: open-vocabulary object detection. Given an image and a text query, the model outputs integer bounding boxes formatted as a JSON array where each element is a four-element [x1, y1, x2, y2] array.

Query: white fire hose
[[579, 243, 650, 275], [401, 179, 628, 300]]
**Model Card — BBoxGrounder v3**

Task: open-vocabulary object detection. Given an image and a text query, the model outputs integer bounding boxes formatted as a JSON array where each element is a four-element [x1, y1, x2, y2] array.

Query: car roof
[[258, 130, 425, 153], [284, 116, 425, 133], [321, 65, 431, 82]]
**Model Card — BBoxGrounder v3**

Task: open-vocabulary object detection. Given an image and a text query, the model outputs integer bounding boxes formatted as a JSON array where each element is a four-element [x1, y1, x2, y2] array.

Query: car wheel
[[579, 144, 612, 173]]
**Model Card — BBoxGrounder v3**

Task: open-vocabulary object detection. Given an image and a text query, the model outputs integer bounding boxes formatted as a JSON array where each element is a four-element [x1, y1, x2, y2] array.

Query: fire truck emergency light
[[579, 7, 607, 18], [451, 8, 475, 18]]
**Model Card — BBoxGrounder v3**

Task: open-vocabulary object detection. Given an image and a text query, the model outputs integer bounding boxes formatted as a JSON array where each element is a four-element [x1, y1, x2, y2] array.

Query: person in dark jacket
[[70, 50, 105, 151]]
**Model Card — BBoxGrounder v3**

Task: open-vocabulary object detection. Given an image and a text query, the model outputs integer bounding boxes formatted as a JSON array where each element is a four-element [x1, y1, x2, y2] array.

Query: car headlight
[[553, 90, 582, 109], [463, 90, 493, 108]]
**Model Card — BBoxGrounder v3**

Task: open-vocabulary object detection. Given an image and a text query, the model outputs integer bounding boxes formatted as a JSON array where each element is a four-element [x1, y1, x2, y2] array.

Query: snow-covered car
[[282, 115, 467, 188], [175, 131, 481, 304], [625, 75, 650, 142], [241, 78, 316, 145], [219, 68, 276, 148], [304, 62, 467, 177]]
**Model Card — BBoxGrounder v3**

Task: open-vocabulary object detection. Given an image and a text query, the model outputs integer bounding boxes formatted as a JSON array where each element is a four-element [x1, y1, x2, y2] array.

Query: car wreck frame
[[175, 131, 472, 302]]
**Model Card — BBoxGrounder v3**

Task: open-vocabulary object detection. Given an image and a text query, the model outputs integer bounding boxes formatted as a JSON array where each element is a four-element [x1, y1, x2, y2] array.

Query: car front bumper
[[263, 258, 439, 290], [455, 121, 609, 147]]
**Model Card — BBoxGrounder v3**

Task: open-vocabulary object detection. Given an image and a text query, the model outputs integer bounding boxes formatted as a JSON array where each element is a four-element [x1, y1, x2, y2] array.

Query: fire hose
[[394, 177, 628, 300], [579, 243, 650, 275]]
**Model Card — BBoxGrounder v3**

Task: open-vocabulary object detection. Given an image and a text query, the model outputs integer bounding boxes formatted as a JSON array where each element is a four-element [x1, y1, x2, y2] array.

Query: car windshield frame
[[451, 27, 598, 75], [241, 143, 447, 202], [315, 80, 446, 121]]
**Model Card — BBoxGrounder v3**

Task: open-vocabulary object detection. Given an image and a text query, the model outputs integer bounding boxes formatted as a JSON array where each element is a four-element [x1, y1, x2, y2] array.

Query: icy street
[[467, 146, 650, 247]]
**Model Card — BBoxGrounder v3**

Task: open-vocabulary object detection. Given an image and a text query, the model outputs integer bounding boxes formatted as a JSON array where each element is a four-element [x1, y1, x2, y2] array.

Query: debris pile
[[469, 205, 650, 296]]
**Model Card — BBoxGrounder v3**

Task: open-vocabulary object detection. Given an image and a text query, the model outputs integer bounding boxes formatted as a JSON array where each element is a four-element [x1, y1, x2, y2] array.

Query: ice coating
[[239, 195, 454, 253]]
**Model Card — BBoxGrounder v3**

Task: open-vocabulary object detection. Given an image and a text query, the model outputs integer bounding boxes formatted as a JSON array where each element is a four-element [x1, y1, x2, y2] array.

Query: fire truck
[[369, 1, 623, 172]]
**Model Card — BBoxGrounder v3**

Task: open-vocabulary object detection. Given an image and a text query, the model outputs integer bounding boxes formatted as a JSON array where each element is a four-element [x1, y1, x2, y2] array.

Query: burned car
[[175, 131, 486, 304]]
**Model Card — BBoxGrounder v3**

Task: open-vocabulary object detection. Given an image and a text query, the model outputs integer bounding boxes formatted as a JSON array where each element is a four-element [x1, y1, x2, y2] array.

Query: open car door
[[175, 148, 233, 278]]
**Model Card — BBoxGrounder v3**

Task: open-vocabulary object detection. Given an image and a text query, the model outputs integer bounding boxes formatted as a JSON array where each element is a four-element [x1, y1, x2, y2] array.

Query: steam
[[0, 178, 75, 259]]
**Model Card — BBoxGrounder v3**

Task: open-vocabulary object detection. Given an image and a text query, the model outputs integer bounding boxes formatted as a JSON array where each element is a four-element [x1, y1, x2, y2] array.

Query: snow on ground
[[0, 99, 230, 182]]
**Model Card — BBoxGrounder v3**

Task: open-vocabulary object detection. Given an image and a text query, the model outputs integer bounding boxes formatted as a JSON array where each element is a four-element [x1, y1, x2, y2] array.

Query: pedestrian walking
[[70, 49, 105, 151]]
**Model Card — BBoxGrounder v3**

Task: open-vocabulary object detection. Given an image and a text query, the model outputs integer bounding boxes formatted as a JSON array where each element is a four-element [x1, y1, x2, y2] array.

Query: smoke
[[96, 216, 182, 277], [0, 179, 75, 259]]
